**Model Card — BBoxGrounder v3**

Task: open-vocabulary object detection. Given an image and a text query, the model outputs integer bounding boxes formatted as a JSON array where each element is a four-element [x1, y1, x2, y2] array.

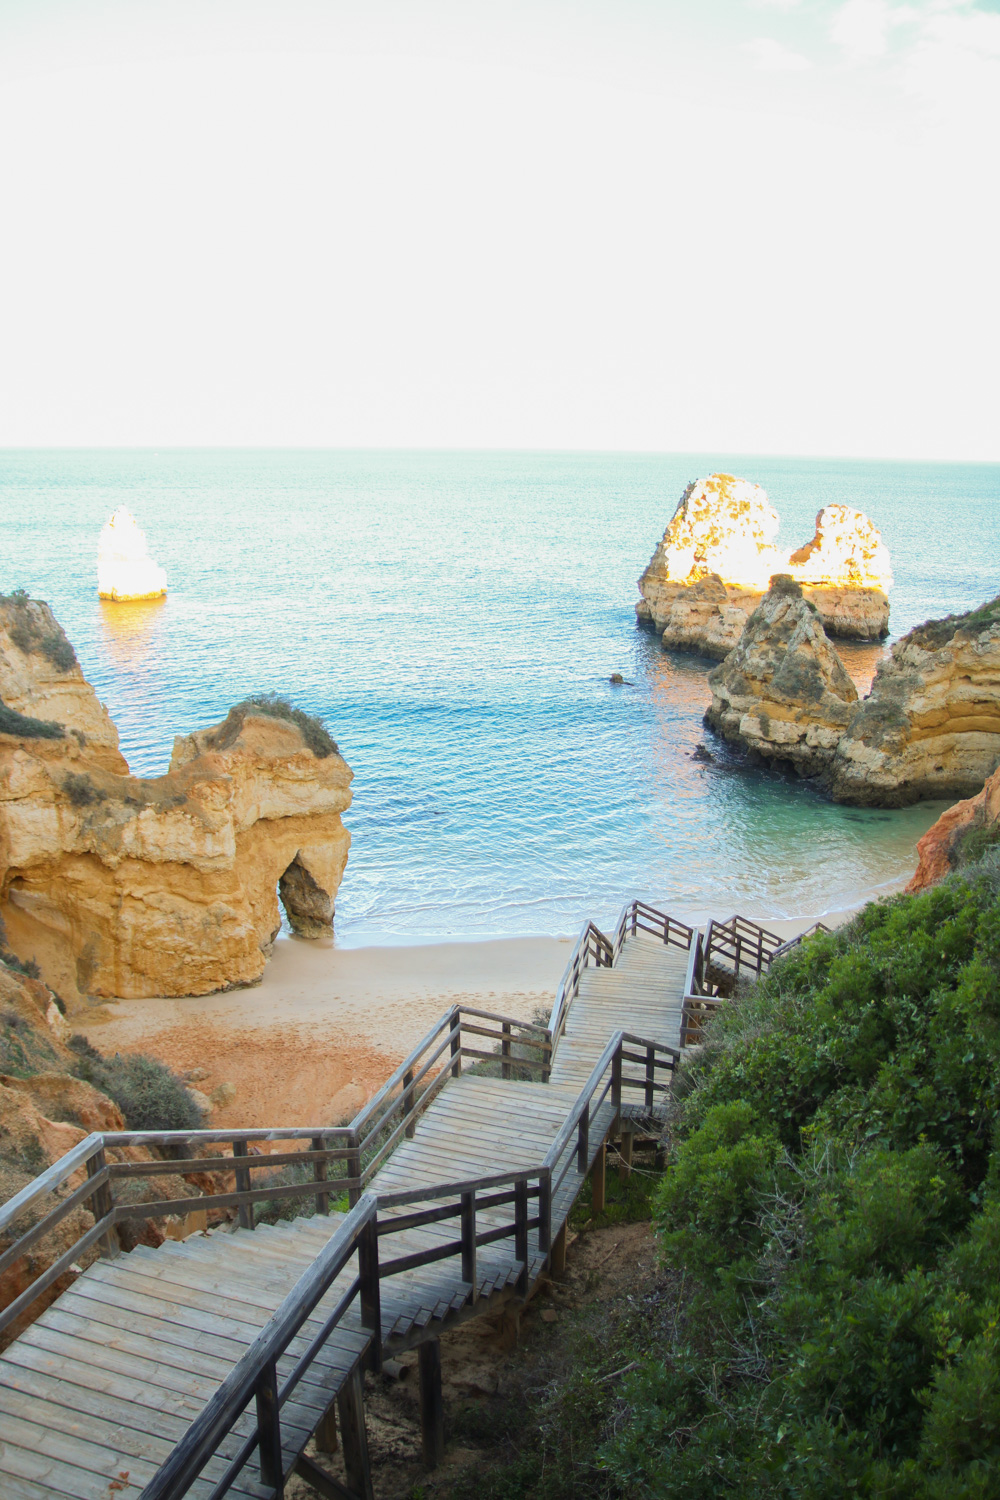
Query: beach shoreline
[[77, 880, 908, 1134]]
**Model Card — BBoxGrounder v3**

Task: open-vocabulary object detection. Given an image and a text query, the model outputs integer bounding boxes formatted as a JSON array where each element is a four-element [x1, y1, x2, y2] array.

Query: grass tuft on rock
[[0, 589, 78, 673], [207, 693, 339, 759], [0, 699, 65, 740]]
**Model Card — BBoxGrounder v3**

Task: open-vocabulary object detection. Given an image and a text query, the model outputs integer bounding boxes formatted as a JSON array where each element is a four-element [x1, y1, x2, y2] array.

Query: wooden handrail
[[771, 922, 830, 962], [140, 1193, 380, 1500], [0, 1131, 105, 1237], [704, 914, 785, 982]]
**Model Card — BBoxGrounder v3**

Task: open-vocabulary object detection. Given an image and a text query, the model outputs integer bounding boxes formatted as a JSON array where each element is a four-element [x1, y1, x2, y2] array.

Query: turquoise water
[[1, 450, 997, 943]]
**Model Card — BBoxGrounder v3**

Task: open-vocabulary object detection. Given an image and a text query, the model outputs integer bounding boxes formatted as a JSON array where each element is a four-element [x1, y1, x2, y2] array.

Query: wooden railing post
[[460, 1190, 476, 1291], [645, 1045, 655, 1112], [577, 1101, 589, 1174], [631, 903, 637, 936], [311, 1136, 329, 1217], [542, 1035, 552, 1085], [611, 1042, 622, 1133], [232, 1140, 254, 1231], [501, 1022, 511, 1080], [86, 1146, 118, 1259], [358, 1213, 382, 1373], [347, 1130, 362, 1207], [255, 1359, 283, 1493], [538, 1169, 552, 1255], [403, 1068, 416, 1138], [514, 1179, 529, 1296], [450, 1008, 462, 1079]]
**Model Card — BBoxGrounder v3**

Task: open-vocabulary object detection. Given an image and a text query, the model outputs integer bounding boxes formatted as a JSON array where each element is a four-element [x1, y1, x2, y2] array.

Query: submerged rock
[[705, 575, 858, 776], [830, 596, 1000, 807], [97, 507, 167, 602], [0, 602, 352, 1000], [637, 477, 892, 657]]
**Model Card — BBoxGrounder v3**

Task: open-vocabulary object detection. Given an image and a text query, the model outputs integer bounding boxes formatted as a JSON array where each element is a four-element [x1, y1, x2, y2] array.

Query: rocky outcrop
[[704, 576, 858, 775], [829, 598, 1000, 807], [0, 603, 353, 1000], [97, 507, 167, 601], [637, 477, 892, 657], [0, 594, 125, 773], [906, 767, 1000, 892]]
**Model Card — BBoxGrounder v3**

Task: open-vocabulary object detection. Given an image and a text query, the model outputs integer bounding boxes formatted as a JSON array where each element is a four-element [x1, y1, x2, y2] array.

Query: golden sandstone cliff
[[907, 764, 1000, 893], [705, 585, 1000, 810], [704, 576, 859, 777], [637, 474, 892, 657], [0, 593, 352, 1002], [829, 597, 1000, 806]]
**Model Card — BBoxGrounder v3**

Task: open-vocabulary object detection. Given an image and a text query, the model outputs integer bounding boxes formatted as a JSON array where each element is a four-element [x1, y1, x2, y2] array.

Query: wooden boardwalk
[[0, 903, 696, 1500]]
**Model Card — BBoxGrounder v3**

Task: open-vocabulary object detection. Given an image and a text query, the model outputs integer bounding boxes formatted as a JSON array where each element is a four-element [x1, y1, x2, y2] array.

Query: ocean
[[2, 449, 998, 944]]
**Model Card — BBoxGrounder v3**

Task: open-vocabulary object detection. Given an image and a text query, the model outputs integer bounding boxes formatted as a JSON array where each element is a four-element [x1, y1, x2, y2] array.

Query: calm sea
[[1, 450, 998, 944]]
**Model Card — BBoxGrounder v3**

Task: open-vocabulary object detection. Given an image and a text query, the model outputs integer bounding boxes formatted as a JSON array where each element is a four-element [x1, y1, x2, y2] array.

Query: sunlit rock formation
[[97, 507, 167, 602], [0, 602, 352, 1000], [830, 596, 1000, 807], [637, 476, 892, 657], [788, 504, 892, 641], [704, 576, 859, 776]]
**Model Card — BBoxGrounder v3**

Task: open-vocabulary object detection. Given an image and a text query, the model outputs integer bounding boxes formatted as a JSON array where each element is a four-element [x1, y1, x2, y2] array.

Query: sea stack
[[704, 575, 859, 777], [97, 506, 168, 601], [637, 475, 892, 658]]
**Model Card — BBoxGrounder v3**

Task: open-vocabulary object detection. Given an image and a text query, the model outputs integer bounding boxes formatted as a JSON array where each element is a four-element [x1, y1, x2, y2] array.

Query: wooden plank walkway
[[0, 922, 691, 1500]]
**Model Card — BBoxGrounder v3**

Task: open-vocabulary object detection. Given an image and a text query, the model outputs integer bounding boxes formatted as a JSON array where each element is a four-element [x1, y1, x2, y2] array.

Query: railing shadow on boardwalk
[[0, 899, 791, 1500]]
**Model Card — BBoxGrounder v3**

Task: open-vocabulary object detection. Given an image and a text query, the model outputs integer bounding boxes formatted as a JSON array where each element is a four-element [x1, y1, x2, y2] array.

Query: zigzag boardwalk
[[0, 900, 759, 1500]]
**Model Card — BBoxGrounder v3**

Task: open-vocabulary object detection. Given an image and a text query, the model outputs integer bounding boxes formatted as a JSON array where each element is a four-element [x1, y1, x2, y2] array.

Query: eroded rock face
[[906, 768, 1000, 892], [704, 576, 858, 774], [0, 608, 353, 1000], [0, 595, 125, 772], [637, 478, 892, 657], [97, 507, 167, 602], [830, 599, 1000, 807]]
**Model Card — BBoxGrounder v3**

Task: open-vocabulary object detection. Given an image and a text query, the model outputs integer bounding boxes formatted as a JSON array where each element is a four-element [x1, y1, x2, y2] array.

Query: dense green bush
[[587, 864, 1000, 1498], [69, 1036, 205, 1132]]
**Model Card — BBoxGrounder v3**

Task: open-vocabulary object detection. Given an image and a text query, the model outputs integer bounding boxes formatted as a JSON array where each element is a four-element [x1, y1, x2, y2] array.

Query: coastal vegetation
[[0, 699, 65, 739], [207, 691, 339, 758], [451, 849, 1000, 1499], [68, 1033, 205, 1133], [0, 588, 77, 673]]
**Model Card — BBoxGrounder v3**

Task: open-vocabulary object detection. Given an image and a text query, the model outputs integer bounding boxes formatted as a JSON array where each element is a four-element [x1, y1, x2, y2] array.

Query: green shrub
[[207, 693, 339, 759], [69, 1036, 205, 1132], [626, 868, 1000, 1495]]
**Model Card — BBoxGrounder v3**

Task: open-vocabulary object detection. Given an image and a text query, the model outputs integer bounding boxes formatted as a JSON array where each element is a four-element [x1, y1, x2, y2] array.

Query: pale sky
[[0, 0, 998, 458]]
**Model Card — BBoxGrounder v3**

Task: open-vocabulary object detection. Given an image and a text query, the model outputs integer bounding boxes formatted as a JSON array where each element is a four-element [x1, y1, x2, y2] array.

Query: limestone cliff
[[906, 767, 1000, 893], [0, 603, 353, 1000], [704, 576, 859, 775], [830, 597, 1000, 807], [637, 477, 891, 657], [0, 594, 125, 773]]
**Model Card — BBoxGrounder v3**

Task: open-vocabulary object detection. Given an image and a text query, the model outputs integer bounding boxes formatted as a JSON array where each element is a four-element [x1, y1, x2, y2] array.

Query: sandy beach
[[77, 892, 895, 1135]]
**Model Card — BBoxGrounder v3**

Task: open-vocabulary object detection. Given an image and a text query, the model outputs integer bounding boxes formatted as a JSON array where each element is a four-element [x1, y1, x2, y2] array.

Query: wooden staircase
[[0, 899, 710, 1500]]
